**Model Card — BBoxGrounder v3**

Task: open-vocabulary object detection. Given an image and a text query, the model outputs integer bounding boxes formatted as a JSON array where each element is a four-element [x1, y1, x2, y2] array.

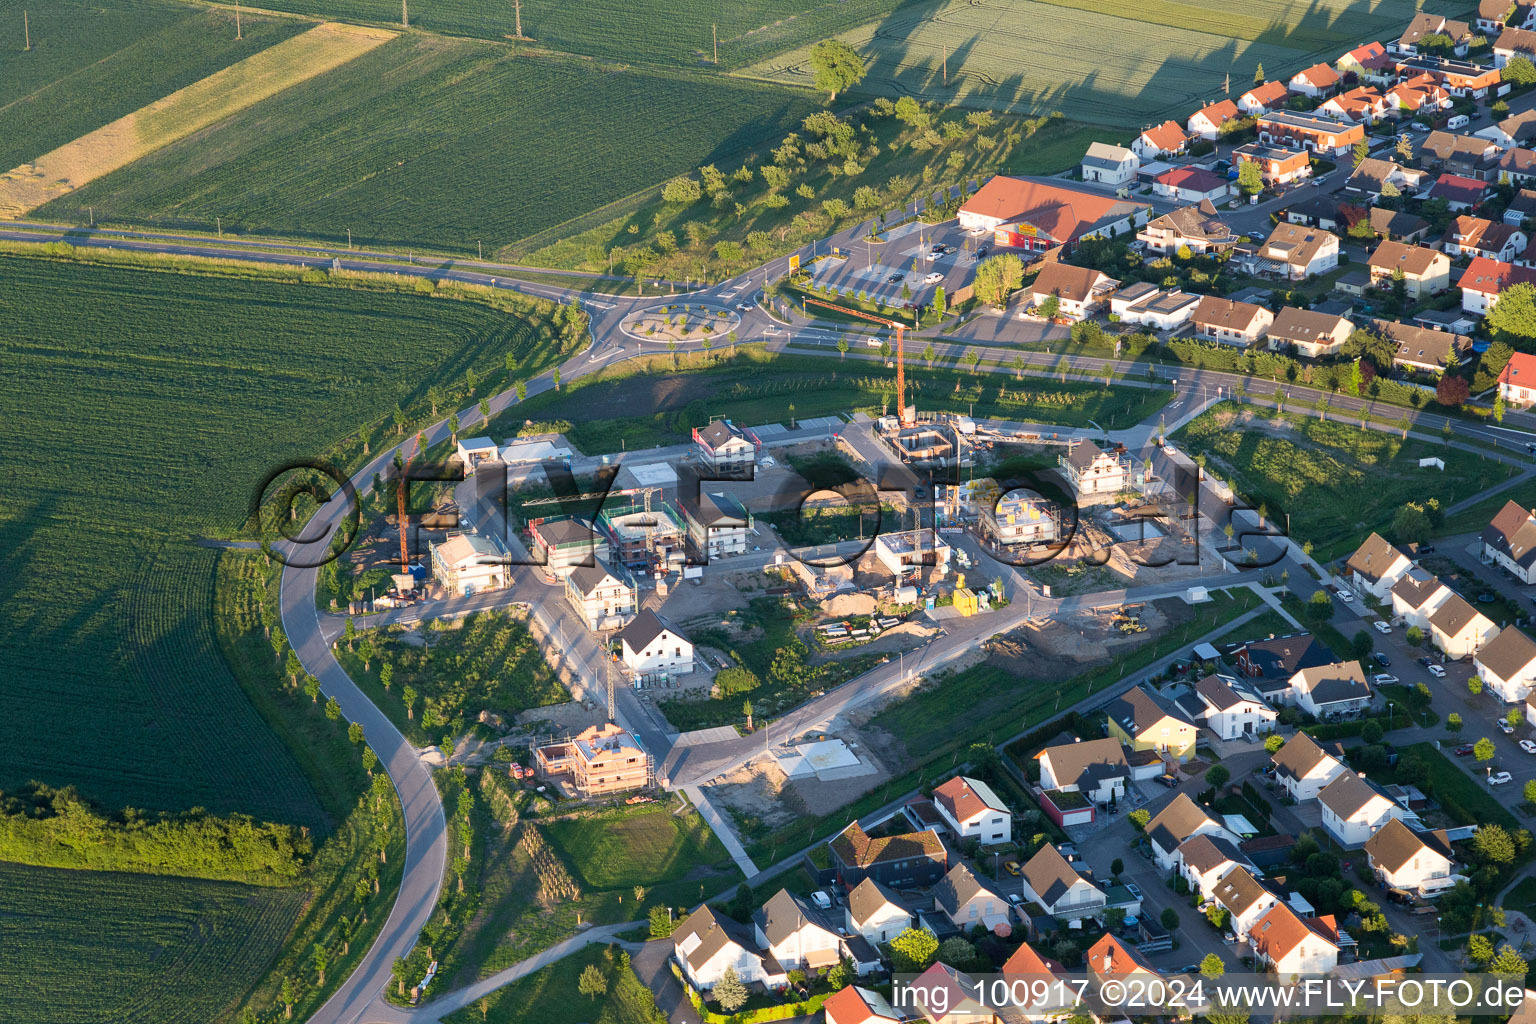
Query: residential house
[[845, 877, 913, 946], [1497, 25, 1536, 65], [1346, 158, 1429, 203], [1318, 86, 1387, 123], [1257, 111, 1366, 156], [1059, 440, 1130, 497], [1115, 287, 1203, 330], [1483, 108, 1536, 147], [1484, 498, 1536, 581], [1363, 818, 1457, 895], [693, 420, 758, 476], [1368, 207, 1432, 243], [1501, 148, 1536, 188], [1081, 142, 1140, 187], [529, 517, 605, 577], [754, 889, 842, 972], [1373, 318, 1472, 373], [1271, 732, 1349, 802], [1085, 934, 1161, 981], [429, 532, 506, 597], [1419, 131, 1500, 178], [932, 862, 1013, 932], [1391, 568, 1454, 628], [597, 500, 686, 570], [1153, 166, 1231, 203], [1366, 241, 1451, 297], [1233, 142, 1313, 185], [1385, 73, 1452, 115], [830, 821, 947, 888], [673, 904, 784, 991], [1259, 222, 1339, 280], [822, 986, 910, 1024], [933, 776, 1011, 845], [1137, 199, 1240, 254], [1483, 0, 1521, 36], [959, 175, 1152, 253], [1250, 903, 1341, 979], [1320, 772, 1413, 846], [533, 722, 652, 797], [1185, 674, 1279, 739], [903, 962, 995, 1024], [1443, 216, 1528, 261], [1395, 13, 1473, 55], [616, 608, 694, 680], [1239, 81, 1290, 115], [1289, 62, 1342, 97], [999, 944, 1070, 1022], [1506, 188, 1536, 223], [1233, 631, 1335, 702], [1344, 532, 1414, 600], [1266, 306, 1351, 358], [1397, 55, 1502, 97], [1282, 194, 1349, 231], [1131, 120, 1189, 161], [1212, 866, 1283, 942], [1337, 41, 1393, 82], [976, 485, 1059, 549], [680, 490, 753, 561], [1188, 99, 1241, 139], [1499, 353, 1536, 408], [1291, 661, 1374, 718], [1017, 844, 1106, 926], [1428, 592, 1497, 659], [1191, 295, 1274, 346], [564, 560, 636, 631], [1106, 685, 1199, 760], [1036, 736, 1130, 806], [1028, 262, 1118, 320], [1147, 793, 1239, 870], [1429, 173, 1489, 211], [1459, 257, 1536, 315], [1178, 834, 1251, 898]]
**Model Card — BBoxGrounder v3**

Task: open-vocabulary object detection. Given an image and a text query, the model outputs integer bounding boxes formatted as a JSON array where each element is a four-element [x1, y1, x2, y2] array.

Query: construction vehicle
[[396, 432, 427, 573]]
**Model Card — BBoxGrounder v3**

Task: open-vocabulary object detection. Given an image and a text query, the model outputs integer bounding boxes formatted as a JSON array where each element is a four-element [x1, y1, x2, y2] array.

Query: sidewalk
[[681, 784, 760, 877]]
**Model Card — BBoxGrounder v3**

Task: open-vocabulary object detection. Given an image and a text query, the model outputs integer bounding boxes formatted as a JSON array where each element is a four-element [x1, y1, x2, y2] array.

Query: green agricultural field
[[39, 35, 814, 253], [1175, 404, 1520, 561], [0, 861, 305, 1024], [742, 0, 1466, 127], [0, 0, 306, 173]]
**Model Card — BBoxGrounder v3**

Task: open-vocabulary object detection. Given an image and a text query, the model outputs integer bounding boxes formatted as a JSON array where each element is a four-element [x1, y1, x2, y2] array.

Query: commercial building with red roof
[[957, 175, 1151, 255]]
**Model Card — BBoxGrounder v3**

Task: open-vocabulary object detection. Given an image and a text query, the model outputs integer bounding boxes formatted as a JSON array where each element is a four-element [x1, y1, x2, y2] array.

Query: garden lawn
[[442, 943, 666, 1024], [1175, 404, 1519, 561], [1398, 742, 1520, 832], [542, 802, 734, 890]]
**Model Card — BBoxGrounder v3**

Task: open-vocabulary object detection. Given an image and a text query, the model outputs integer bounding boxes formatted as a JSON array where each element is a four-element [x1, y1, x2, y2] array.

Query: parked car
[[1373, 673, 1399, 685], [810, 891, 832, 909], [1374, 652, 1391, 668], [1125, 883, 1144, 899], [1411, 121, 1430, 132], [1427, 664, 1446, 678], [1332, 585, 1354, 603], [1417, 656, 1434, 668], [1490, 771, 1514, 786], [923, 271, 943, 284], [1373, 621, 1392, 635], [1500, 720, 1516, 735], [887, 272, 905, 283], [1520, 739, 1536, 755], [1156, 774, 1180, 788], [1454, 743, 1475, 757]]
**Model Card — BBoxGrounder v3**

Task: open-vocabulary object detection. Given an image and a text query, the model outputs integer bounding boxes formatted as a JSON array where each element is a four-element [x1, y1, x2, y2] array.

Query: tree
[[890, 926, 939, 972], [1351, 629, 1374, 659], [1447, 712, 1462, 734], [1468, 675, 1484, 696], [972, 253, 1025, 307], [809, 40, 866, 102], [1037, 294, 1061, 319], [304, 675, 321, 703], [1265, 734, 1285, 754], [348, 721, 365, 744], [932, 285, 947, 318], [1111, 857, 1124, 876], [380, 663, 393, 692], [880, 340, 892, 359], [649, 904, 676, 939], [281, 976, 299, 1019], [1128, 808, 1150, 832], [938, 936, 977, 969], [837, 336, 849, 359], [325, 696, 342, 720], [1491, 944, 1530, 975], [1435, 373, 1470, 408], [552, 367, 561, 390], [1474, 823, 1517, 865], [392, 956, 410, 996], [1510, 708, 1525, 729], [578, 963, 607, 1001], [1254, 62, 1265, 84], [1206, 764, 1231, 788], [1237, 160, 1264, 196], [1200, 952, 1226, 978], [1352, 136, 1369, 169], [402, 686, 418, 720], [1362, 720, 1384, 745], [1506, 55, 1536, 87], [1160, 906, 1179, 930], [714, 967, 749, 1012], [362, 745, 378, 776], [1307, 588, 1334, 621], [1474, 736, 1496, 763], [742, 699, 753, 730], [661, 177, 702, 205], [1487, 281, 1536, 344], [313, 943, 330, 985], [826, 956, 854, 990]]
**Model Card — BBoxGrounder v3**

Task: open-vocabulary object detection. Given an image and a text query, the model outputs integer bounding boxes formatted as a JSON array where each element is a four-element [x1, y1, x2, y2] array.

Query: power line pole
[[234, 0, 241, 39], [23, 9, 31, 51], [942, 44, 947, 86], [401, 0, 408, 28], [713, 23, 717, 64]]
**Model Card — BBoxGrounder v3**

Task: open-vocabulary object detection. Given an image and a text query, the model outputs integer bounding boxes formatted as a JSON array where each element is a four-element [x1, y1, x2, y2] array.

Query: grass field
[[39, 35, 813, 253], [1175, 404, 1520, 561], [0, 21, 394, 217], [741, 0, 1466, 127], [442, 942, 667, 1024], [0, 0, 308, 173], [0, 861, 305, 1024], [541, 802, 732, 890]]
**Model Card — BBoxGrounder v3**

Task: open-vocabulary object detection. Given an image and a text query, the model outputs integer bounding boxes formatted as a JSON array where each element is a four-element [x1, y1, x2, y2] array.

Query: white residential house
[[1146, 793, 1239, 871], [1343, 532, 1414, 601], [1177, 834, 1250, 899], [1174, 673, 1278, 740], [1239, 81, 1290, 115], [1498, 353, 1536, 409], [1482, 499, 1536, 583], [1250, 904, 1341, 980], [1029, 262, 1118, 320], [681, 490, 753, 561], [1271, 732, 1349, 802], [1081, 142, 1140, 186], [1477, 628, 1536, 710], [932, 862, 1013, 932], [1017, 844, 1107, 925], [754, 889, 843, 972], [1429, 593, 1498, 659], [1187, 99, 1240, 139], [564, 560, 636, 631], [430, 532, 507, 597], [1319, 773, 1413, 847], [844, 878, 912, 946], [1363, 818, 1457, 895], [1390, 568, 1453, 629], [1212, 867, 1282, 943], [1035, 736, 1130, 805], [1059, 441, 1130, 497], [1288, 62, 1341, 97], [674, 904, 785, 991], [933, 775, 1011, 845], [1291, 661, 1373, 718], [616, 608, 694, 680], [693, 420, 757, 476], [1131, 120, 1188, 161]]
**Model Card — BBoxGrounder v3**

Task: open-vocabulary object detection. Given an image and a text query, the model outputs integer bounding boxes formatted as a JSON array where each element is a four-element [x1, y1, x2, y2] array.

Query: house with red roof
[[1386, 72, 1452, 113], [1458, 256, 1536, 314], [1000, 943, 1070, 1021], [1337, 41, 1393, 82], [1131, 120, 1188, 160], [1239, 81, 1289, 116], [1499, 352, 1536, 407], [957, 175, 1151, 255], [1187, 99, 1240, 139], [1318, 86, 1387, 124], [1430, 173, 1488, 211], [1153, 166, 1231, 203], [1289, 62, 1342, 97], [1248, 903, 1340, 979], [822, 985, 913, 1024]]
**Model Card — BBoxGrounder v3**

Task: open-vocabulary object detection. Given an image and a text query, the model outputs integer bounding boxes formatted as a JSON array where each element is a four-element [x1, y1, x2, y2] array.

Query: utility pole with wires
[[713, 23, 718, 64], [513, 0, 525, 40], [401, 0, 408, 28], [942, 44, 948, 86], [24, 9, 31, 50], [235, 0, 242, 39]]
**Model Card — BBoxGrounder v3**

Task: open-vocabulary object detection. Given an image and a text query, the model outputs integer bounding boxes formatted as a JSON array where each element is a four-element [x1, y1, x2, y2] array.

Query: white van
[[864, 336, 881, 347], [1447, 113, 1470, 130]]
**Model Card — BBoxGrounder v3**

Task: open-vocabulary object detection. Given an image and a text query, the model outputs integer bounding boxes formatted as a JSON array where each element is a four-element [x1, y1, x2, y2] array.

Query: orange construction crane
[[801, 296, 915, 427], [397, 432, 426, 572]]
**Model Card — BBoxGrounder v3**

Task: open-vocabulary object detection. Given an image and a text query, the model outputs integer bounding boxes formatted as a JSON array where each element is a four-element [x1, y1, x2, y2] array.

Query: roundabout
[[619, 300, 739, 344]]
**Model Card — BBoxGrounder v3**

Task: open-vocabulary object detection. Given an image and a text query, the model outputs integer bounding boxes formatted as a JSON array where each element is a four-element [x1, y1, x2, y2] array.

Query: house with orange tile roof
[[1187, 99, 1240, 139], [1289, 62, 1341, 97], [1131, 120, 1188, 161], [1238, 81, 1289, 116], [1249, 903, 1340, 978], [933, 775, 1011, 845]]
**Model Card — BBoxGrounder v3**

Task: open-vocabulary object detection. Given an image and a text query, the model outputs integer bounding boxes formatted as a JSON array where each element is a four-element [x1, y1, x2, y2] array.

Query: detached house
[[1028, 262, 1118, 320], [1153, 166, 1231, 203], [1366, 240, 1451, 297], [1429, 593, 1497, 659], [1191, 295, 1274, 346], [933, 776, 1011, 846], [1385, 73, 1452, 115], [564, 560, 636, 631], [1429, 173, 1489, 212], [1250, 904, 1341, 979], [616, 608, 694, 680], [1259, 222, 1339, 280], [1337, 40, 1393, 82], [1036, 736, 1130, 813], [1483, 0, 1522, 36], [693, 420, 758, 477], [754, 889, 843, 973], [1500, 353, 1536, 408], [1484, 499, 1536, 581], [1188, 99, 1241, 139], [830, 822, 947, 889], [1271, 732, 1349, 802], [1266, 307, 1351, 359], [1320, 772, 1414, 847], [1318, 86, 1387, 124], [1501, 148, 1536, 189], [1459, 257, 1536, 315], [932, 862, 1013, 932], [1290, 661, 1373, 718], [845, 878, 913, 946], [1178, 834, 1251, 898], [1147, 793, 1239, 870], [1391, 568, 1454, 628], [430, 532, 507, 597], [1174, 673, 1278, 740], [1212, 866, 1282, 943], [1374, 318, 1472, 374], [1239, 81, 1289, 115], [1495, 25, 1536, 64], [1289, 62, 1341, 97], [1419, 131, 1500, 178], [1344, 532, 1414, 600], [1086, 934, 1161, 983], [1233, 631, 1334, 703], [1106, 685, 1198, 761], [822, 986, 909, 1024], [1442, 216, 1528, 262], [1475, 625, 1536, 702], [680, 490, 753, 561], [1059, 440, 1130, 497], [674, 904, 784, 992], [1137, 199, 1240, 254], [1363, 818, 1457, 895], [1346, 158, 1429, 203], [1017, 844, 1106, 926], [1081, 142, 1139, 187], [1132, 120, 1189, 161], [1234, 143, 1313, 185], [1395, 13, 1473, 55], [1000, 944, 1071, 1022]]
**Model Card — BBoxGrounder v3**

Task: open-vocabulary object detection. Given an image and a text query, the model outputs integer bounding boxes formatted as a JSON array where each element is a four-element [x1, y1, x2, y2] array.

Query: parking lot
[[807, 221, 986, 310]]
